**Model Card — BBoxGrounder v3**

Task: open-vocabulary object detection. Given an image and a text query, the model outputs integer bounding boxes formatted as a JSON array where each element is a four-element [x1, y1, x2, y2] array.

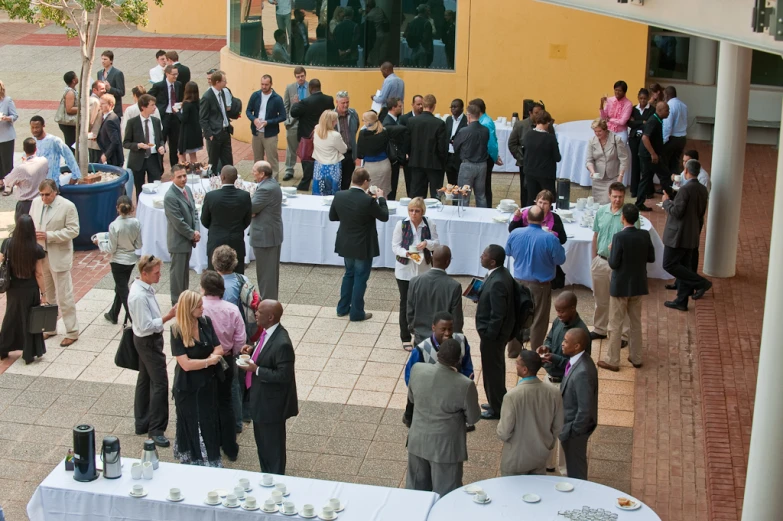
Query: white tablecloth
[[494, 123, 518, 173], [426, 476, 660, 521], [28, 458, 438, 521], [555, 120, 596, 186], [137, 184, 670, 287]]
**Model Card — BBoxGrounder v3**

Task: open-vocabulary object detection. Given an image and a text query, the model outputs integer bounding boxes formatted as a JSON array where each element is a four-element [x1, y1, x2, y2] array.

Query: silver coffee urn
[[101, 436, 122, 479]]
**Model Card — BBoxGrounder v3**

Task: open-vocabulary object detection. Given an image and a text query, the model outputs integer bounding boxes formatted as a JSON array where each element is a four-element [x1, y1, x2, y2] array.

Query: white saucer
[[215, 488, 229, 497], [472, 496, 491, 504], [241, 504, 260, 511], [262, 505, 279, 513], [522, 493, 540, 503], [318, 514, 338, 521], [463, 484, 483, 495], [243, 486, 253, 492], [129, 490, 147, 498], [237, 360, 248, 367], [616, 498, 642, 511], [555, 481, 575, 492], [260, 482, 276, 488], [222, 500, 241, 508], [299, 512, 318, 519], [281, 509, 299, 516], [166, 495, 185, 502], [204, 498, 222, 506], [286, 194, 298, 198]]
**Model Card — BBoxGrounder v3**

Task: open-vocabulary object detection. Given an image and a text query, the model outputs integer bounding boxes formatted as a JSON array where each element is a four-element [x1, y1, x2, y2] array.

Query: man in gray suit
[[164, 165, 199, 305], [406, 245, 464, 345], [250, 161, 284, 300], [406, 339, 481, 496], [282, 67, 309, 181], [559, 328, 598, 480], [335, 91, 360, 191]]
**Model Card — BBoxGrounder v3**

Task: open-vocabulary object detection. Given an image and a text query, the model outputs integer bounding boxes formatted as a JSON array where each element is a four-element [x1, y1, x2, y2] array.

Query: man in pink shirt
[[599, 81, 633, 142], [200, 270, 247, 461]]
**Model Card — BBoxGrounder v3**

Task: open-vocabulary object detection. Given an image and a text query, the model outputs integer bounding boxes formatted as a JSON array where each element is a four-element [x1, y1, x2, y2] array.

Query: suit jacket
[[661, 178, 709, 249], [173, 62, 191, 86], [163, 184, 197, 254], [407, 269, 464, 343], [407, 111, 447, 170], [399, 110, 416, 127], [559, 352, 599, 442], [199, 88, 230, 139], [508, 118, 554, 167], [497, 378, 564, 475], [147, 80, 184, 120], [407, 362, 481, 464], [201, 185, 252, 256], [123, 115, 164, 171], [97, 112, 124, 167], [246, 324, 299, 425], [97, 67, 125, 117], [29, 195, 79, 272], [290, 91, 335, 140], [246, 89, 286, 137], [329, 187, 389, 260], [475, 266, 516, 342], [445, 114, 468, 151], [283, 80, 310, 128], [609, 226, 655, 297], [383, 115, 410, 165], [250, 178, 284, 248], [335, 108, 359, 152], [585, 132, 628, 181]]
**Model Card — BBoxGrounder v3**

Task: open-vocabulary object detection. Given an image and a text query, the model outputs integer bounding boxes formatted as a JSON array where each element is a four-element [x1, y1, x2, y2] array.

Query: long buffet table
[[137, 183, 670, 289]]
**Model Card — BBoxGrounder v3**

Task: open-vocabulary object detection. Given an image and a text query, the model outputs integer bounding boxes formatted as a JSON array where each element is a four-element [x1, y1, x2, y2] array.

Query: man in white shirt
[[672, 149, 710, 194], [444, 98, 466, 186], [149, 50, 167, 83]]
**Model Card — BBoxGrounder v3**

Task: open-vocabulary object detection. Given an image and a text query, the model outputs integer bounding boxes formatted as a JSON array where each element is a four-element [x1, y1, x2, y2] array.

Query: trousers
[[252, 421, 287, 474], [337, 257, 372, 321], [561, 433, 590, 480], [396, 278, 412, 342], [457, 161, 487, 208], [132, 155, 163, 201], [663, 246, 709, 307], [409, 167, 443, 198], [108, 262, 134, 322], [217, 355, 239, 458], [252, 134, 280, 179], [606, 296, 643, 367], [169, 251, 192, 306], [545, 376, 567, 475], [133, 332, 169, 436], [284, 124, 298, 177], [254, 245, 281, 300], [406, 453, 463, 497], [480, 338, 506, 414], [42, 256, 79, 339], [590, 256, 629, 338]]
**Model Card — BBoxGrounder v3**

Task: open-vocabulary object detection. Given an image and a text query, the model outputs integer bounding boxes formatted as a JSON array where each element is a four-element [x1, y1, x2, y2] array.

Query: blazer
[[97, 112, 124, 167], [406, 268, 464, 343], [585, 132, 628, 180], [29, 195, 79, 272], [407, 112, 448, 170], [201, 185, 252, 255], [250, 177, 284, 248], [246, 89, 286, 137], [173, 62, 191, 86], [0, 96, 18, 143], [508, 118, 555, 167], [147, 80, 184, 119], [246, 325, 299, 425], [199, 88, 230, 139], [97, 67, 125, 117], [559, 352, 599, 442], [283, 80, 310, 128], [608, 226, 655, 297], [335, 108, 360, 152], [123, 115, 164, 171], [445, 115, 468, 151], [399, 110, 416, 127], [407, 362, 481, 464], [475, 266, 516, 342], [628, 105, 654, 141], [290, 91, 335, 140], [163, 183, 197, 254], [329, 188, 389, 259], [497, 378, 564, 476], [176, 100, 202, 153], [662, 178, 709, 249]]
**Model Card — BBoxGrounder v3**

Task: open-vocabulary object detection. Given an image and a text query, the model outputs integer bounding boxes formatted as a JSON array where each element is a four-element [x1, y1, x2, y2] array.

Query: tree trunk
[[76, 5, 103, 176]]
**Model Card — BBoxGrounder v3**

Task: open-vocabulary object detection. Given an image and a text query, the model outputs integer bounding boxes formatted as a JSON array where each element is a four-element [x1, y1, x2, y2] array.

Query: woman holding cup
[[585, 118, 628, 205], [391, 197, 440, 351]]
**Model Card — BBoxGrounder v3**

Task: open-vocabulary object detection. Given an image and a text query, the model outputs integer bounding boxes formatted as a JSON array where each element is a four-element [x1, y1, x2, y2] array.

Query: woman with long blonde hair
[[170, 289, 225, 466], [312, 110, 347, 195], [357, 110, 392, 196]]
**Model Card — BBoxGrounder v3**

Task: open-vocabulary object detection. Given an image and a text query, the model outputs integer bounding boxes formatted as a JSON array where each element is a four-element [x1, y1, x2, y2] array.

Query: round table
[[426, 476, 661, 520]]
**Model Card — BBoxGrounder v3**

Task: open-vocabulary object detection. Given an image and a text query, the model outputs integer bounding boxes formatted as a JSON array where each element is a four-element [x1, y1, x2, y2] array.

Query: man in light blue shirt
[[30, 116, 81, 187], [662, 85, 688, 177], [372, 62, 405, 121]]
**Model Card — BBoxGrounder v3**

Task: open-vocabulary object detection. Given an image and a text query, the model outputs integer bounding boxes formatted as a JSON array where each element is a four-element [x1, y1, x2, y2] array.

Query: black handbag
[[115, 315, 139, 371], [28, 304, 59, 334], [0, 239, 10, 294]]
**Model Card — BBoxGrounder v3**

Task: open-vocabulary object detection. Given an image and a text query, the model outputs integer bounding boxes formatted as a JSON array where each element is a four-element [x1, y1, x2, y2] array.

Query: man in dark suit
[[123, 94, 165, 200], [97, 50, 125, 118], [598, 204, 654, 372], [290, 79, 334, 191], [201, 165, 252, 274], [166, 50, 190, 86], [399, 94, 423, 127], [662, 159, 711, 311], [238, 300, 298, 474], [445, 99, 467, 186], [383, 97, 410, 200], [475, 244, 516, 420], [407, 94, 447, 198], [329, 168, 389, 322], [164, 165, 200, 305], [200, 70, 234, 176], [148, 65, 184, 168], [559, 328, 598, 480], [96, 95, 123, 166]]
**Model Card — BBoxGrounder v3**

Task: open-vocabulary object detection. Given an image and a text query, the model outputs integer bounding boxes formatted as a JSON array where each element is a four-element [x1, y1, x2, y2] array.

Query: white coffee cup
[[329, 498, 341, 510], [238, 478, 250, 490], [239, 354, 250, 363], [225, 494, 238, 506], [283, 501, 296, 514], [262, 474, 274, 486], [207, 490, 219, 503], [132, 484, 144, 496], [369, 185, 378, 195], [674, 174, 682, 183], [476, 491, 488, 502], [87, 132, 95, 139], [245, 496, 257, 508], [322, 506, 336, 519], [153, 180, 161, 187], [234, 486, 246, 499], [408, 245, 418, 253], [130, 462, 142, 479], [169, 488, 181, 500], [587, 196, 594, 206], [142, 461, 153, 479], [275, 483, 287, 495], [264, 499, 277, 511], [271, 490, 283, 503], [302, 504, 315, 516]]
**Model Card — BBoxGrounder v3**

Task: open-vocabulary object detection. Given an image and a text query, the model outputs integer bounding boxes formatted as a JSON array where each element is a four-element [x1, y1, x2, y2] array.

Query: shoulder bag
[[114, 315, 139, 371], [54, 88, 78, 126], [297, 130, 315, 162]]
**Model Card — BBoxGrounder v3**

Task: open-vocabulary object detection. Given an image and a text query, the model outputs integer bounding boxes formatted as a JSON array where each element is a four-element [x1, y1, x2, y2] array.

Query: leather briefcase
[[28, 304, 59, 334]]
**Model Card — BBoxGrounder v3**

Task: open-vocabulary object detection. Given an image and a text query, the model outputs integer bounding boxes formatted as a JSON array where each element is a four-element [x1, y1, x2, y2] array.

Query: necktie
[[143, 119, 151, 158], [39, 204, 48, 227], [219, 90, 228, 127], [245, 329, 268, 388], [182, 188, 189, 202], [170, 84, 177, 109], [564, 360, 572, 377]]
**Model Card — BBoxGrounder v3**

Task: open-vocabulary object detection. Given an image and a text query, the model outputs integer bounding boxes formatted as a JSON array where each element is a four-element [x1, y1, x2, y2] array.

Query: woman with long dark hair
[[177, 81, 203, 164], [101, 195, 142, 324], [0, 214, 47, 363]]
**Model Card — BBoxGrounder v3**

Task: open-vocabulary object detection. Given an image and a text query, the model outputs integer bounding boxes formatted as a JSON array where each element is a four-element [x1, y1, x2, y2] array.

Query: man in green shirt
[[590, 182, 639, 342]]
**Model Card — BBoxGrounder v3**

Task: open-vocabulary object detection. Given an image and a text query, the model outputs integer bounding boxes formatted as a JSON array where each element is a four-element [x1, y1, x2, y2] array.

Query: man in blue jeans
[[329, 168, 389, 321]]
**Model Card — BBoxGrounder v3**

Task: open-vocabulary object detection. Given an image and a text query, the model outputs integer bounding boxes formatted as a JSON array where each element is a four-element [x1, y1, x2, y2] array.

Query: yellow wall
[[141, 0, 226, 36]]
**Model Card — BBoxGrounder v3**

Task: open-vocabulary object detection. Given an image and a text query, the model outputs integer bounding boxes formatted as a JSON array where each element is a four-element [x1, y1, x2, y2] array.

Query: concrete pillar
[[703, 43, 751, 277], [692, 37, 718, 86], [741, 100, 783, 521]]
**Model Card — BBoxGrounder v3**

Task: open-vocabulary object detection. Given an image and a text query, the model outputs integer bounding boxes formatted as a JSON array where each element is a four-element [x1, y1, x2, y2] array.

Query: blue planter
[[59, 164, 130, 251]]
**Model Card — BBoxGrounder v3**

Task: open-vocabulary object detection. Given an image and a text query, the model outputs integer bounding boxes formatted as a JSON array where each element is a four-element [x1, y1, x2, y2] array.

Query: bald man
[[239, 300, 298, 473], [558, 328, 598, 480]]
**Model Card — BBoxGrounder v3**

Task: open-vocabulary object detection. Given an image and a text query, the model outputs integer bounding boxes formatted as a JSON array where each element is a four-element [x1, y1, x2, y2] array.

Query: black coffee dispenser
[[557, 178, 571, 210], [73, 424, 98, 482]]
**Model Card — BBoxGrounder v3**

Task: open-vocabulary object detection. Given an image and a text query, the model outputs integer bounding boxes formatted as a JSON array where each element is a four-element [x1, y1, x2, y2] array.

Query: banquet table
[[27, 458, 439, 521], [555, 120, 596, 186], [137, 184, 670, 288], [426, 476, 661, 521]]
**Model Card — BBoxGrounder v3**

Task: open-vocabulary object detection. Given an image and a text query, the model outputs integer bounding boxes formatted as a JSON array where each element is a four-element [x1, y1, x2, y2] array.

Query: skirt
[[184, 146, 203, 155], [313, 162, 342, 196], [0, 279, 45, 364], [364, 159, 392, 197], [173, 377, 222, 467], [591, 176, 614, 205]]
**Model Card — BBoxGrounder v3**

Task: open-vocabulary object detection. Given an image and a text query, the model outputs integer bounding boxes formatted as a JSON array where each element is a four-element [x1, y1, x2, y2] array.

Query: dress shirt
[[373, 73, 405, 107], [35, 134, 81, 185], [139, 115, 158, 154], [447, 113, 464, 153], [392, 217, 439, 281], [221, 273, 241, 307], [108, 215, 142, 265], [566, 350, 585, 375], [662, 97, 688, 143], [211, 86, 229, 127], [5, 155, 48, 201], [202, 295, 246, 356], [128, 279, 164, 337], [253, 322, 280, 375], [543, 313, 591, 378], [453, 120, 489, 163], [273, 0, 292, 15], [165, 80, 177, 113], [478, 113, 499, 162], [149, 64, 165, 83], [297, 83, 308, 102], [592, 203, 639, 258], [599, 96, 633, 134], [505, 224, 566, 283]]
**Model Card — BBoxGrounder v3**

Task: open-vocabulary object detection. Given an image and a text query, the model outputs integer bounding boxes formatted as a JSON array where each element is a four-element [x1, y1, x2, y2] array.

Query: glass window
[[751, 49, 783, 87], [648, 32, 690, 80]]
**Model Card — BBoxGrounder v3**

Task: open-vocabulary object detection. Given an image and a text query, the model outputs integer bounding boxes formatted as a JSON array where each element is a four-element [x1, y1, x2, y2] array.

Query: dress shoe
[[43, 333, 56, 340], [597, 361, 620, 372], [590, 331, 607, 340], [481, 403, 493, 411], [282, 173, 294, 181], [151, 435, 170, 448], [466, 424, 476, 432], [692, 280, 713, 300], [628, 357, 643, 369], [352, 312, 373, 322], [638, 205, 653, 212], [224, 452, 238, 462], [665, 283, 677, 290], [621, 340, 628, 349], [480, 410, 500, 420], [60, 338, 78, 347], [664, 300, 688, 312], [104, 313, 117, 325]]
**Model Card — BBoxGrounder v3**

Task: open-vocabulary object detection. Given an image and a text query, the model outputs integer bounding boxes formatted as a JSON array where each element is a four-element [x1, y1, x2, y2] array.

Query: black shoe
[[628, 357, 643, 369], [638, 205, 653, 212], [352, 313, 373, 322], [225, 452, 238, 462], [480, 410, 500, 420], [621, 340, 628, 349], [665, 283, 677, 290], [481, 403, 491, 411], [692, 280, 713, 300], [283, 173, 294, 181], [337, 312, 349, 318], [104, 313, 118, 325], [466, 424, 476, 432], [664, 300, 688, 312], [590, 331, 607, 340], [151, 435, 170, 448]]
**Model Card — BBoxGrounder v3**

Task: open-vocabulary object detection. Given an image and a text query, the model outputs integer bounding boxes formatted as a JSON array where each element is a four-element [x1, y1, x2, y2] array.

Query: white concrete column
[[741, 100, 783, 521], [692, 37, 718, 86], [703, 42, 752, 277]]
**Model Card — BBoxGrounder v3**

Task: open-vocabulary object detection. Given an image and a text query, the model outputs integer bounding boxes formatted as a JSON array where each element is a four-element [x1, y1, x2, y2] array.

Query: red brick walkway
[[12, 33, 225, 50]]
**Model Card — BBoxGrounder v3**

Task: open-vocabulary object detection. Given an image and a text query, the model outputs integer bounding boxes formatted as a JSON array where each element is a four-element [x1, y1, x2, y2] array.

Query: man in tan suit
[[30, 179, 80, 346], [497, 350, 563, 476]]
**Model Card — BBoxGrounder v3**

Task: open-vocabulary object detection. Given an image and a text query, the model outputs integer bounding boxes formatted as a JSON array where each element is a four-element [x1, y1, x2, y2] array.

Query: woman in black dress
[[0, 214, 47, 364], [521, 110, 561, 206], [176, 81, 203, 165], [170, 289, 225, 467]]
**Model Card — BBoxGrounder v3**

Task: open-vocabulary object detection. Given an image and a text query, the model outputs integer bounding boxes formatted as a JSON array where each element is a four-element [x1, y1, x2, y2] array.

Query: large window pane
[[751, 49, 783, 87], [649, 34, 690, 80]]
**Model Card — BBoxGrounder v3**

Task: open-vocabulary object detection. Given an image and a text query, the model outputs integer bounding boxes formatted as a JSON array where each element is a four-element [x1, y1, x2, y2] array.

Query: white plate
[[555, 482, 574, 492], [522, 493, 540, 503], [166, 495, 185, 502], [222, 500, 241, 508], [262, 505, 280, 513], [318, 514, 338, 521], [472, 496, 491, 504], [463, 484, 483, 495], [616, 498, 642, 511], [260, 482, 276, 488], [237, 360, 248, 367], [299, 513, 318, 519], [129, 490, 147, 498], [242, 504, 260, 511], [492, 216, 509, 223], [281, 510, 299, 516]]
